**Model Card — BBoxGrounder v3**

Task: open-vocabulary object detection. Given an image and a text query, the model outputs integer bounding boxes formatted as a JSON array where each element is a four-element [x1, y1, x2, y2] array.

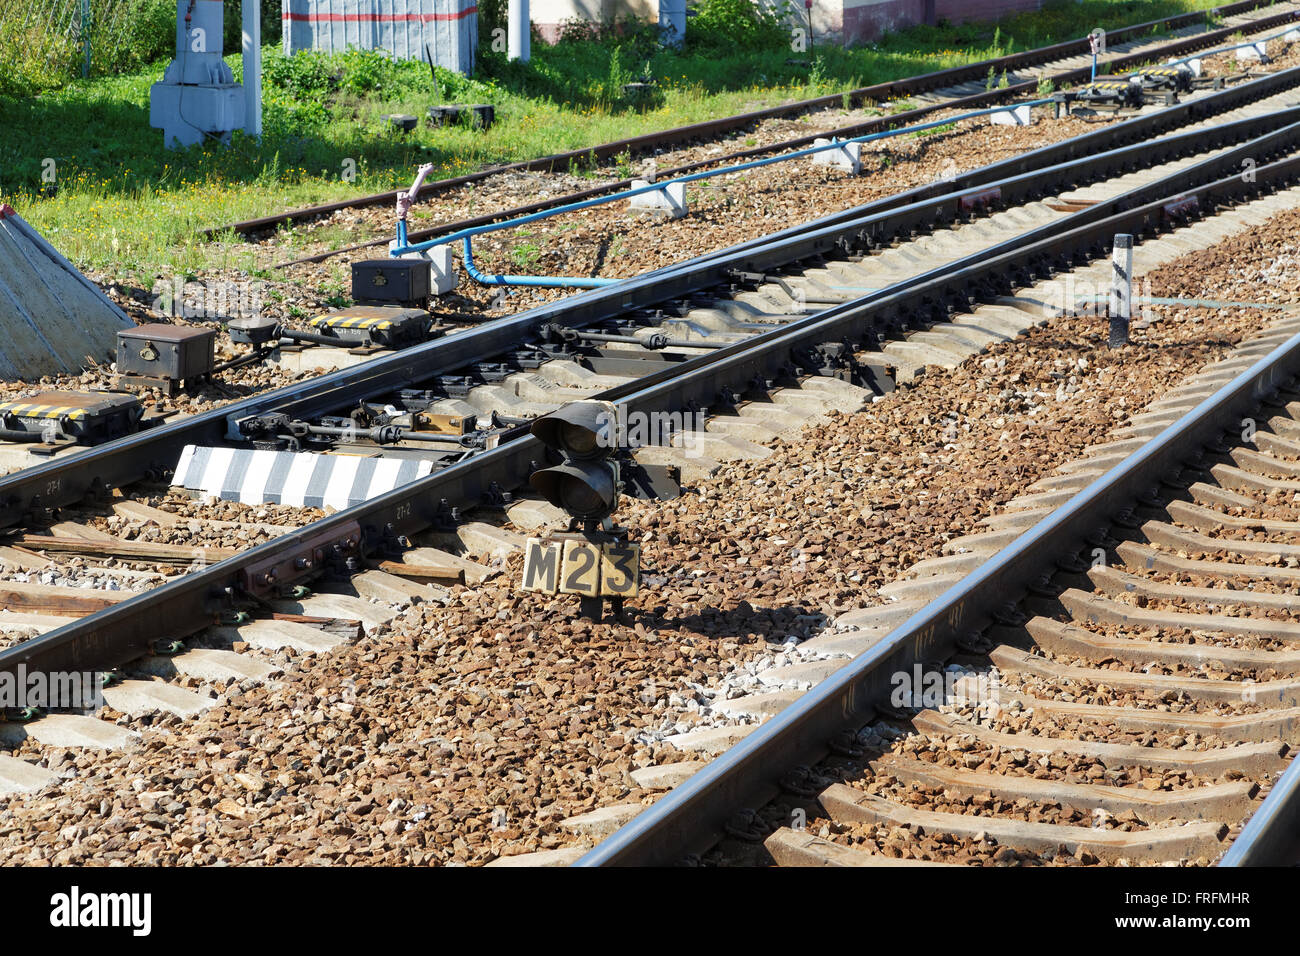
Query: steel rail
[[2, 68, 1297, 536], [577, 287, 1300, 868], [210, 1, 1295, 263], [282, 56, 1296, 270], [4, 103, 1299, 689], [1218, 737, 1300, 865]]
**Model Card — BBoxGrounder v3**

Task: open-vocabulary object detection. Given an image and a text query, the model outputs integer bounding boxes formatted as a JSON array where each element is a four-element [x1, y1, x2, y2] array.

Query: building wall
[[283, 0, 478, 74], [533, 0, 1041, 47], [532, 0, 659, 43]]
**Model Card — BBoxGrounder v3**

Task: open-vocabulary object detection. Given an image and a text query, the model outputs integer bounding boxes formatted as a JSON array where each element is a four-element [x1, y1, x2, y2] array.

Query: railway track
[[216, 0, 1300, 271], [576, 297, 1300, 867], [0, 69, 1295, 556], [5, 57, 1300, 864]]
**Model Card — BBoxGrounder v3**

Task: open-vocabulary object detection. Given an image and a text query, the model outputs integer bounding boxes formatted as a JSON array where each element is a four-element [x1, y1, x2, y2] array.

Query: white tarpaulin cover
[[0, 204, 133, 380], [283, 0, 477, 74]]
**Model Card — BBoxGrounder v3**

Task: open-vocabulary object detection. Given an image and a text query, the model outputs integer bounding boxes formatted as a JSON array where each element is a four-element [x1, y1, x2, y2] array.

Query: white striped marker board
[[172, 445, 433, 511]]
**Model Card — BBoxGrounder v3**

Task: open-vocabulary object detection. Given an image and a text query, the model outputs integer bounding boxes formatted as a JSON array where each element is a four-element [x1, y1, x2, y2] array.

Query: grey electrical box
[[352, 260, 431, 305], [117, 324, 216, 382]]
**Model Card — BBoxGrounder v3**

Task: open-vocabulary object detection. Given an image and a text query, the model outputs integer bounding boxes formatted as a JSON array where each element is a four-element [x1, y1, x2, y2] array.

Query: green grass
[[0, 0, 1239, 280]]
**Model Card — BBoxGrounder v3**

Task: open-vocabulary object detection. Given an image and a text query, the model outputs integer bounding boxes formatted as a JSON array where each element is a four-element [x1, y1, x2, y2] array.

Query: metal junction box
[[0, 390, 143, 445], [117, 324, 216, 383], [352, 259, 431, 306], [311, 306, 431, 349]]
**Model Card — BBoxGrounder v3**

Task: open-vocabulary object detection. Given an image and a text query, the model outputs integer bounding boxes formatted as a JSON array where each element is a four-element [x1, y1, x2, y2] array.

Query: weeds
[[0, 0, 1239, 280]]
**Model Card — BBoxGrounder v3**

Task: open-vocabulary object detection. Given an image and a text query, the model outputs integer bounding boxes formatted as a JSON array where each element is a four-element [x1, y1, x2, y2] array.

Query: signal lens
[[561, 421, 601, 458]]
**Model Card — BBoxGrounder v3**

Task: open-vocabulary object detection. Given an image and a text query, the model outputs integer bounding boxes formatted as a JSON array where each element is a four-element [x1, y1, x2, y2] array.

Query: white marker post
[[1236, 41, 1267, 64], [243, 0, 262, 140], [1110, 233, 1133, 348], [508, 0, 530, 63]]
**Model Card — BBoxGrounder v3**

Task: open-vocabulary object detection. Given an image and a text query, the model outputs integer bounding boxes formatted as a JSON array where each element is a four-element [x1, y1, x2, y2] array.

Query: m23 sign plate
[[520, 537, 640, 598]]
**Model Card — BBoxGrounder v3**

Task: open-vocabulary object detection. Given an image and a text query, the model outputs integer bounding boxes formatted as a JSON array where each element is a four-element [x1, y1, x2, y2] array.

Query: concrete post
[[509, 0, 530, 62], [243, 0, 262, 139], [659, 0, 687, 49], [1109, 234, 1133, 348], [81, 0, 92, 77]]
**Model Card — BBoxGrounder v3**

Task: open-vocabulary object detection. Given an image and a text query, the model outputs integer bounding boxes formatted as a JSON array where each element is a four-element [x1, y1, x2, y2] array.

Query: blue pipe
[[390, 98, 1055, 286], [460, 237, 619, 289], [1163, 21, 1299, 69], [395, 19, 1300, 289]]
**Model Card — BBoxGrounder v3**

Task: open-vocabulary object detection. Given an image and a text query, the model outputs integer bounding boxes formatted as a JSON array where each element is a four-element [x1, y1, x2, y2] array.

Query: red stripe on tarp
[[0, 204, 16, 220], [282, 7, 477, 22]]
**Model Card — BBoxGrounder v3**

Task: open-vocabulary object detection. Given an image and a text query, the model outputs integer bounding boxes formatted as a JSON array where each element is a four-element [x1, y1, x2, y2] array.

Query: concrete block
[[990, 104, 1032, 126], [0, 204, 133, 379], [711, 689, 801, 718], [486, 847, 589, 867], [505, 498, 568, 531], [270, 592, 397, 633], [629, 180, 687, 219], [101, 680, 214, 718], [811, 138, 862, 174], [629, 761, 703, 790], [350, 569, 448, 605], [560, 802, 644, 839], [0, 754, 58, 794], [755, 657, 846, 689], [452, 521, 525, 559], [138, 648, 278, 685], [0, 714, 140, 750], [210, 618, 349, 654], [663, 723, 755, 754]]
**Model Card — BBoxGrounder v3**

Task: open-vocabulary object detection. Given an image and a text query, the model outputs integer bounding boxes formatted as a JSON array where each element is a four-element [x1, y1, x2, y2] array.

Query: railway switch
[[308, 306, 434, 350], [227, 316, 281, 348], [230, 308, 436, 355], [1132, 67, 1193, 93], [1075, 80, 1146, 109]]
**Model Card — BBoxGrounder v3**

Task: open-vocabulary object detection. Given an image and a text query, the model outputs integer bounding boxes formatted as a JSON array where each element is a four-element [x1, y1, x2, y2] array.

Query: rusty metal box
[[117, 324, 216, 381]]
